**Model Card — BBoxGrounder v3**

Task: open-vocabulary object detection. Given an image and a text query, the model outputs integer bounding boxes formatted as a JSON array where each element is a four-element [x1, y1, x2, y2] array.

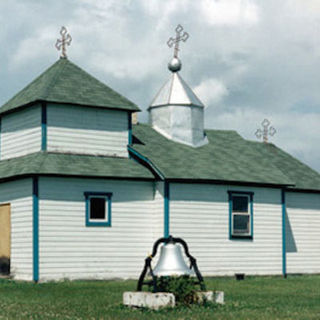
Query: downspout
[[281, 189, 287, 278]]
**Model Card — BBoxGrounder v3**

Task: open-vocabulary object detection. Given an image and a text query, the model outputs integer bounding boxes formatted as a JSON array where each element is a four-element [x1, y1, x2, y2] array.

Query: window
[[228, 191, 253, 239], [84, 192, 112, 227]]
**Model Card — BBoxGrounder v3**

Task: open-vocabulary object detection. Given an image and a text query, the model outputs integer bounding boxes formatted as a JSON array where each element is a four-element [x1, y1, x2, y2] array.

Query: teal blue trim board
[[84, 191, 112, 227], [128, 113, 132, 145], [41, 102, 47, 151], [0, 117, 2, 160], [33, 177, 39, 282], [127, 146, 165, 180], [164, 182, 170, 238], [282, 189, 287, 277], [228, 192, 232, 239]]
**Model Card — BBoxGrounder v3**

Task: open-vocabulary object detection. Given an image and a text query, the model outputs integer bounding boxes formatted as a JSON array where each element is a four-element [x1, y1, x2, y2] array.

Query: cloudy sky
[[0, 0, 319, 171]]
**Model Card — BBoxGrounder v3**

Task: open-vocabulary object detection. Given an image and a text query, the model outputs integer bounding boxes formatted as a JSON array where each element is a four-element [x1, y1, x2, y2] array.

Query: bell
[[153, 242, 193, 277]]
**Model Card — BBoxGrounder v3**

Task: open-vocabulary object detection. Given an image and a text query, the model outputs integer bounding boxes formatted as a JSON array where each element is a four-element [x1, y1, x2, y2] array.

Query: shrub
[[155, 275, 197, 306]]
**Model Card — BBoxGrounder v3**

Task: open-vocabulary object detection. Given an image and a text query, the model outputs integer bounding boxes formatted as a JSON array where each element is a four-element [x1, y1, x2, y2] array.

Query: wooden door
[[0, 204, 10, 274]]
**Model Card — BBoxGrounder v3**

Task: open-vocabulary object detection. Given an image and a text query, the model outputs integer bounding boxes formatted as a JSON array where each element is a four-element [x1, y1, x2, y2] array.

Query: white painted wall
[[0, 179, 33, 281], [47, 104, 129, 157], [286, 192, 320, 274], [1, 105, 41, 160], [153, 182, 164, 241], [38, 177, 155, 281], [169, 183, 283, 276]]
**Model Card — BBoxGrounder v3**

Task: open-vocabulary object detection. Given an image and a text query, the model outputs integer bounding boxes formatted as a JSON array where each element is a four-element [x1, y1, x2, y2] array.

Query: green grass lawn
[[0, 275, 319, 319]]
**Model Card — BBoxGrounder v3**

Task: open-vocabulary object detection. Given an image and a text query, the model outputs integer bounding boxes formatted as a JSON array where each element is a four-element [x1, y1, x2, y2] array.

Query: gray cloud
[[0, 0, 319, 171]]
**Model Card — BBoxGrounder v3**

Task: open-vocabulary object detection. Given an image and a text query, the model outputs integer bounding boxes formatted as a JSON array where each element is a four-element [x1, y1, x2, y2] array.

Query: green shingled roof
[[0, 58, 139, 114], [0, 152, 153, 181], [132, 124, 320, 191], [249, 142, 320, 191]]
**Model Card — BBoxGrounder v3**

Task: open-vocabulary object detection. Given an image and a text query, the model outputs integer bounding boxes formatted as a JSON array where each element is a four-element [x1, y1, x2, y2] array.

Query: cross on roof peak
[[55, 26, 72, 59], [255, 119, 277, 143]]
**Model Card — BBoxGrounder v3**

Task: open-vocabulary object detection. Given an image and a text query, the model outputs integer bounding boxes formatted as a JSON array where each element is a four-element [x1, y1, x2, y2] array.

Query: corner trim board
[[0, 117, 2, 160], [41, 102, 47, 151], [128, 113, 132, 145], [282, 189, 287, 277], [33, 177, 39, 282]]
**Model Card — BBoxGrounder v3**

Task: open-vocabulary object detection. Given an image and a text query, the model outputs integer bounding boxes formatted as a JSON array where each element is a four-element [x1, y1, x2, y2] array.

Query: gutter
[[127, 146, 165, 180]]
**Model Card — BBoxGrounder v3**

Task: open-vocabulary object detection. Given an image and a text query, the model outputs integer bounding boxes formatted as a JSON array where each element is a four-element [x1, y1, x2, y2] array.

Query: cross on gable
[[255, 118, 277, 143], [55, 26, 72, 59], [167, 24, 189, 58]]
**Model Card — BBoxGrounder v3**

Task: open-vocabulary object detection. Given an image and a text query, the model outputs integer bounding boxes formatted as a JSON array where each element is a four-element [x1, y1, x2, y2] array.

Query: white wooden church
[[0, 27, 319, 282]]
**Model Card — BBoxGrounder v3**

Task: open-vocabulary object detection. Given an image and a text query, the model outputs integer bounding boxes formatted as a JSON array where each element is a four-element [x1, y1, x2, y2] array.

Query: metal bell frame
[[137, 235, 206, 292]]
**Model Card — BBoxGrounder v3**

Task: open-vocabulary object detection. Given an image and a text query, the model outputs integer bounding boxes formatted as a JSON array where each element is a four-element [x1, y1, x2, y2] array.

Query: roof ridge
[[42, 59, 68, 99], [149, 74, 172, 107], [0, 59, 139, 114], [65, 60, 139, 109], [176, 73, 204, 107], [167, 73, 175, 104]]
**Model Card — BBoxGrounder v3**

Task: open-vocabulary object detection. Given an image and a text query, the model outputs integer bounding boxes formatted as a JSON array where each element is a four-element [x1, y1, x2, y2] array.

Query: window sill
[[86, 221, 111, 227], [230, 235, 253, 240]]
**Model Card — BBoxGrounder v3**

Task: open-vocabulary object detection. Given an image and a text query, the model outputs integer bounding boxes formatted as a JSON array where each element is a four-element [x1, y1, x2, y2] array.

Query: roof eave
[[165, 177, 295, 189], [0, 173, 154, 183], [0, 99, 140, 117], [147, 103, 204, 111], [285, 187, 320, 194]]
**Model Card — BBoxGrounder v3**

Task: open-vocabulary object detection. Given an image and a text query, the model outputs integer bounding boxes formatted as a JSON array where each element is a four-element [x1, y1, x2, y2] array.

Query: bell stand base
[[137, 235, 206, 292]]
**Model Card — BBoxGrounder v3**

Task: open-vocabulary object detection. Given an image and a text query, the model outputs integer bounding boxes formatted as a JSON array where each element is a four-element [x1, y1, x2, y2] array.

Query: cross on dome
[[167, 25, 189, 72]]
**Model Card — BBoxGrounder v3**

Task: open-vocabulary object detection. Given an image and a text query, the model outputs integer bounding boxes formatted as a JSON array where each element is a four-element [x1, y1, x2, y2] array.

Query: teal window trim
[[128, 113, 132, 146], [164, 181, 170, 238], [0, 117, 2, 160], [33, 177, 39, 282], [84, 191, 112, 227], [228, 191, 254, 240], [41, 102, 47, 151], [281, 189, 287, 277]]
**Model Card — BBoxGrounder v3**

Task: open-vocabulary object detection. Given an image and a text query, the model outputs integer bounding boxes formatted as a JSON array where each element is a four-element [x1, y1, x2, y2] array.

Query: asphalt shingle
[[0, 58, 140, 114], [132, 123, 320, 191], [0, 152, 153, 181]]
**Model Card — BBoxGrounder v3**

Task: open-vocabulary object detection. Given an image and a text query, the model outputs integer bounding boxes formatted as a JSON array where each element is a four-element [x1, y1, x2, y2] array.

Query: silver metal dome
[[168, 57, 182, 72]]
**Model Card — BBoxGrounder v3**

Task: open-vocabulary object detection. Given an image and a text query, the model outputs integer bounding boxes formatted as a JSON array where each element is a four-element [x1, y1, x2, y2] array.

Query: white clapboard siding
[[1, 105, 41, 160], [38, 177, 155, 281], [170, 183, 283, 276], [286, 192, 320, 274], [47, 104, 129, 157], [0, 179, 33, 280], [153, 182, 164, 240]]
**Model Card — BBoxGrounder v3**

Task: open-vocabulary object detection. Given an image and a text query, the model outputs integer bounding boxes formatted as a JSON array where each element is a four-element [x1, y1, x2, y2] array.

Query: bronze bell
[[153, 242, 194, 277]]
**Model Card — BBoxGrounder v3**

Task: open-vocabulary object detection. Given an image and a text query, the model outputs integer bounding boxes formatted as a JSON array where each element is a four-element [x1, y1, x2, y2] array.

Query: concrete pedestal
[[123, 290, 224, 309], [196, 291, 224, 304], [123, 292, 175, 310]]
